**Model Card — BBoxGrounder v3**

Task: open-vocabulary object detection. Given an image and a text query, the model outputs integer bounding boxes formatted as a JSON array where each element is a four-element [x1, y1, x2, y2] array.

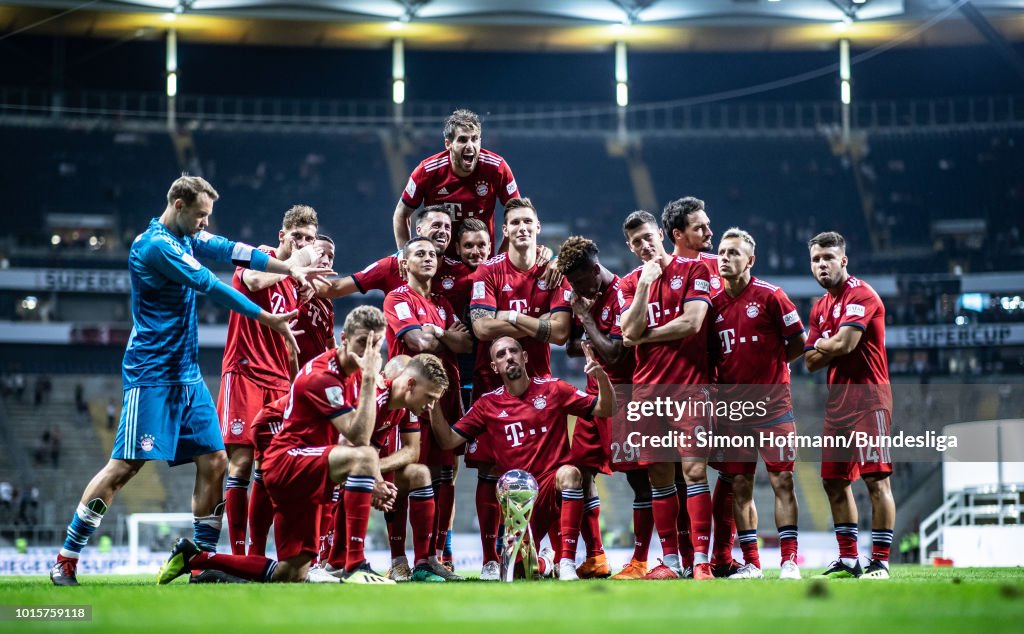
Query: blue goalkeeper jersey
[[122, 218, 267, 388]]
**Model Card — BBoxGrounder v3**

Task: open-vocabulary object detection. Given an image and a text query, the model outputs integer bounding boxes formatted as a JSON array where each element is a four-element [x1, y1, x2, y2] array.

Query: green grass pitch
[[2, 567, 1022, 634]]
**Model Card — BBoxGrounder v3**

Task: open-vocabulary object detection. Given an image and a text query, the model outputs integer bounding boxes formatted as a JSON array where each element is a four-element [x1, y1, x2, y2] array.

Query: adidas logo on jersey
[[437, 187, 449, 195], [715, 314, 725, 323], [498, 410, 509, 418], [502, 284, 513, 292]]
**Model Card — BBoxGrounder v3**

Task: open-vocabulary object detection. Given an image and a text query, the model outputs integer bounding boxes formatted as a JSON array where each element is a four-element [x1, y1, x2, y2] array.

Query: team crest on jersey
[[711, 277, 721, 290], [601, 307, 610, 322], [670, 276, 683, 291], [475, 181, 489, 197], [438, 308, 447, 321], [230, 419, 245, 436], [833, 305, 842, 319], [537, 279, 548, 291], [441, 276, 455, 290], [532, 396, 547, 410], [139, 434, 155, 452], [467, 440, 478, 455], [746, 303, 760, 319]]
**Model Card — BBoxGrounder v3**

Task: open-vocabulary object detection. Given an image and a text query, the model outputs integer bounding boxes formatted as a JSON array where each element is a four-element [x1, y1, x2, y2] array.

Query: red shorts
[[716, 416, 797, 476], [217, 372, 286, 447], [821, 409, 894, 482], [571, 415, 612, 474], [262, 445, 335, 561], [527, 469, 563, 543]]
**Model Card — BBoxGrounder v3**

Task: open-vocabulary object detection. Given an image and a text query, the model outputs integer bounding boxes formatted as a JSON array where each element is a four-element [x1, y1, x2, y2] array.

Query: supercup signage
[[888, 324, 1023, 349], [40, 269, 131, 293]]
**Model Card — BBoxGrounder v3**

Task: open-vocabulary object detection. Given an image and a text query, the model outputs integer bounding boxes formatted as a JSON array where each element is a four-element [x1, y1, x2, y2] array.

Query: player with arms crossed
[[157, 306, 399, 584], [382, 238, 472, 580], [51, 176, 326, 586], [218, 204, 320, 557], [394, 109, 519, 257], [619, 210, 715, 580], [428, 337, 616, 581], [468, 197, 572, 579], [804, 232, 895, 580], [557, 236, 646, 579], [712, 228, 805, 580]]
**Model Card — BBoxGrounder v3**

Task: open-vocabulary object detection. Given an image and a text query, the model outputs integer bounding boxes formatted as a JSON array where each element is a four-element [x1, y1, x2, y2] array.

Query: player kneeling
[[427, 336, 615, 581], [157, 307, 399, 584]]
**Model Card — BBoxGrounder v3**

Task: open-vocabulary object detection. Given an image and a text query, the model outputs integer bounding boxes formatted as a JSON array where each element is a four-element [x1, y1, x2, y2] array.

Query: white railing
[[919, 484, 1024, 562], [1, 88, 1021, 136]]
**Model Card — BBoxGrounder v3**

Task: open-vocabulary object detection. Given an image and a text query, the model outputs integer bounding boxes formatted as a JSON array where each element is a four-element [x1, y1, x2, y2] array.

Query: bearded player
[[427, 336, 616, 581], [394, 109, 519, 257], [662, 195, 739, 578], [468, 197, 572, 579], [805, 232, 895, 580]]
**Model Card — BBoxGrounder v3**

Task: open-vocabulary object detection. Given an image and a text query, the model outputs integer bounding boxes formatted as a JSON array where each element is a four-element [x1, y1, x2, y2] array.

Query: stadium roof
[[2, 0, 1023, 51]]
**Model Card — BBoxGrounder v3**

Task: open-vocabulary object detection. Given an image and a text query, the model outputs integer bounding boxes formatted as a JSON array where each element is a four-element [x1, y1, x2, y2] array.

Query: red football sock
[[738, 530, 760, 568], [651, 485, 680, 558], [326, 496, 347, 570], [686, 484, 713, 558], [387, 494, 409, 560], [779, 525, 798, 564], [343, 477, 374, 571], [835, 523, 859, 559], [632, 501, 654, 562], [246, 474, 274, 557], [674, 483, 693, 567], [559, 489, 585, 561], [871, 529, 893, 563], [432, 478, 455, 556], [408, 486, 435, 564], [190, 551, 276, 582], [581, 497, 604, 558], [317, 503, 333, 565], [711, 476, 736, 565], [224, 476, 249, 555], [476, 475, 499, 562]]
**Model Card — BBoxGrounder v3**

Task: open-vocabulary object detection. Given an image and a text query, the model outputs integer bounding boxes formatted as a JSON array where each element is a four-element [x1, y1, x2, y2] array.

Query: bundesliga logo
[[140, 434, 155, 452], [670, 276, 683, 290]]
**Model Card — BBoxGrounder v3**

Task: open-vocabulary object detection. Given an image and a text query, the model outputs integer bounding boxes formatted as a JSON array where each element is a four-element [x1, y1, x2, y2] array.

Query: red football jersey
[[295, 293, 335, 366], [581, 276, 635, 391], [267, 350, 353, 454], [221, 259, 299, 390], [712, 277, 804, 420], [452, 377, 595, 476], [469, 253, 573, 393], [401, 148, 519, 257], [384, 285, 461, 385], [698, 252, 724, 298], [371, 382, 418, 452], [353, 254, 473, 314], [806, 276, 892, 417], [618, 257, 713, 385]]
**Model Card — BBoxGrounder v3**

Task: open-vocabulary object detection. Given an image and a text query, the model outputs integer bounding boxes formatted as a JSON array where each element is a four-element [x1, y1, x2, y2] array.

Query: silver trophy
[[496, 469, 539, 582]]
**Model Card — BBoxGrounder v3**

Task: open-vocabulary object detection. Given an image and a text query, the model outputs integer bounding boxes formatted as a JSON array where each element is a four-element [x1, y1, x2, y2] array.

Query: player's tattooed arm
[[470, 306, 522, 340], [427, 401, 468, 451], [379, 431, 421, 473], [629, 299, 709, 346]]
